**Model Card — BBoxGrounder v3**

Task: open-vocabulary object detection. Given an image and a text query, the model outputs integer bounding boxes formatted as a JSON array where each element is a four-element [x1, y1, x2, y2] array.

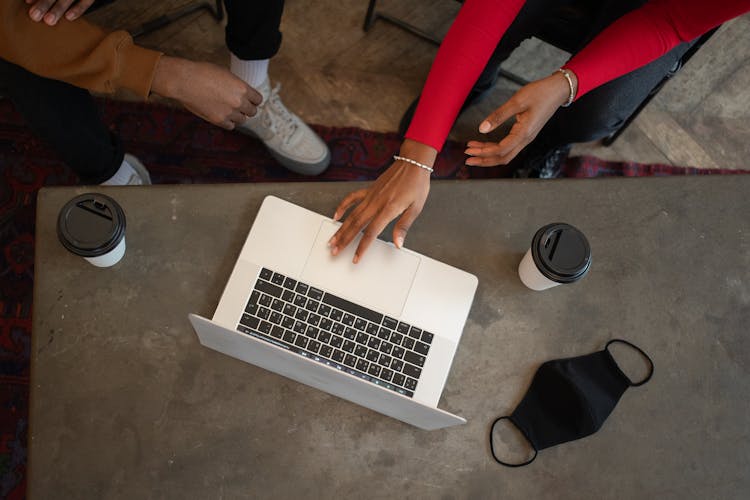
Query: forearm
[[566, 0, 750, 99], [0, 1, 162, 99], [404, 0, 526, 151]]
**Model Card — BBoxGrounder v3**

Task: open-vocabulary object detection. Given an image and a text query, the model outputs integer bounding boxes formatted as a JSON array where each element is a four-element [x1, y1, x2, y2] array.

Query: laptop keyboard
[[236, 267, 435, 398]]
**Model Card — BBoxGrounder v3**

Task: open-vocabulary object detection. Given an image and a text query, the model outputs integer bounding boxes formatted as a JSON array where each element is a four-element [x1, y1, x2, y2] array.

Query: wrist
[[554, 68, 578, 107], [399, 139, 438, 166], [151, 56, 185, 99]]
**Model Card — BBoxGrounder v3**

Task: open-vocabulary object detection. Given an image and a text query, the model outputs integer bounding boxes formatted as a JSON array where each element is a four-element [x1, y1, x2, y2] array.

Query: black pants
[[470, 0, 694, 160], [0, 0, 285, 183]]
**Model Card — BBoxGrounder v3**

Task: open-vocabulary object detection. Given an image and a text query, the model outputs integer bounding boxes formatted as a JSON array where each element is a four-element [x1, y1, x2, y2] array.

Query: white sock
[[230, 54, 269, 89], [101, 158, 141, 186]]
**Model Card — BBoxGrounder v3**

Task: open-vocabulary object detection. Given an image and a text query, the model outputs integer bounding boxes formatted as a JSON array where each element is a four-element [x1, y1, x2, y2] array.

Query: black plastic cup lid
[[531, 223, 591, 283], [57, 193, 126, 257]]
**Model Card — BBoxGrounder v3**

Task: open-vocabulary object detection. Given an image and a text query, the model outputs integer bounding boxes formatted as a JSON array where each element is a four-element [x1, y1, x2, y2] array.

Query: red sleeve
[[405, 0, 526, 151], [566, 0, 750, 99]]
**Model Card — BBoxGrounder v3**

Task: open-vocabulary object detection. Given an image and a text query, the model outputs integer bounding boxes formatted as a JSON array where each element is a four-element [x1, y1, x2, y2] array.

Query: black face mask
[[490, 339, 653, 467]]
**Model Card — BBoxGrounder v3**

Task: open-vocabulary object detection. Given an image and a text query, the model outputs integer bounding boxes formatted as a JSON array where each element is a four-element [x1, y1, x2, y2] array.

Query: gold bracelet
[[393, 155, 434, 173], [557, 68, 576, 107]]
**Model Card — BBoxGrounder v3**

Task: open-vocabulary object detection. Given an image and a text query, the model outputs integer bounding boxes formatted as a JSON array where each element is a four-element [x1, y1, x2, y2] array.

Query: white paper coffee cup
[[57, 193, 127, 268], [518, 223, 591, 291]]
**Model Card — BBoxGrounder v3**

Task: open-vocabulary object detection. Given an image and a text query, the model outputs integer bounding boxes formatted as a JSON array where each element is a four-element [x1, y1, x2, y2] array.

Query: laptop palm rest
[[189, 314, 466, 430], [300, 220, 420, 319]]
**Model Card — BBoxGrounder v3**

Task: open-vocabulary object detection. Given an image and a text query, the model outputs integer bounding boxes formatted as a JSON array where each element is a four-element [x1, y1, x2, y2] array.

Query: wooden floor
[[89, 0, 750, 170]]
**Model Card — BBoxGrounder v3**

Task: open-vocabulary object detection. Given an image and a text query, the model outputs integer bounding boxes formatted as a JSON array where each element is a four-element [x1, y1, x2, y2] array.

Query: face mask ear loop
[[490, 416, 538, 467], [606, 339, 654, 387]]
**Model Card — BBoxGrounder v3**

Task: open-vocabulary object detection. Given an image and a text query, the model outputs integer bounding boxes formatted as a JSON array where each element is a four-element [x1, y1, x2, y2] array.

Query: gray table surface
[[31, 178, 750, 499]]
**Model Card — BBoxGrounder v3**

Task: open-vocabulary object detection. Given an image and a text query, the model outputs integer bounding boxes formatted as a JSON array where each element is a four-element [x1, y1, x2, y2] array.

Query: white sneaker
[[100, 154, 152, 186], [124, 154, 152, 185], [237, 78, 330, 176]]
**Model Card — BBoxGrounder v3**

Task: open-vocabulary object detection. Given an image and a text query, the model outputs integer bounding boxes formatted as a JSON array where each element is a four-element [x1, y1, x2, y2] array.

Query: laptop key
[[318, 304, 332, 317], [257, 307, 270, 320], [382, 317, 398, 329], [271, 299, 284, 312], [293, 321, 307, 334], [320, 318, 333, 331], [270, 325, 284, 338], [318, 331, 332, 344], [392, 346, 406, 359], [342, 340, 356, 353], [322, 292, 384, 325], [258, 294, 272, 307], [381, 368, 394, 382], [404, 351, 426, 367], [392, 373, 406, 387], [368, 364, 382, 377], [421, 331, 434, 344], [305, 300, 319, 312], [307, 287, 324, 301], [259, 268, 273, 280], [355, 331, 368, 344], [367, 337, 381, 350], [378, 354, 392, 368], [355, 318, 368, 331], [250, 290, 261, 304], [308, 340, 321, 353], [283, 304, 296, 317], [379, 342, 393, 355], [365, 349, 380, 362], [397, 322, 410, 335], [255, 279, 282, 298], [240, 314, 259, 330], [354, 345, 368, 358], [356, 359, 369, 372], [282, 289, 295, 302], [295, 336, 308, 349], [377, 327, 391, 340], [402, 337, 415, 350], [344, 354, 357, 368], [366, 322, 379, 335], [319, 345, 333, 359], [329, 309, 343, 322], [391, 359, 404, 372], [295, 309, 309, 322], [306, 326, 319, 339], [258, 321, 272, 335], [271, 272, 285, 285], [281, 316, 295, 329], [342, 314, 355, 327], [293, 294, 307, 307], [414, 341, 430, 356], [283, 331, 296, 344], [245, 303, 259, 315], [343, 328, 357, 341], [408, 326, 422, 339], [389, 332, 404, 345], [402, 363, 422, 379], [283, 277, 297, 290], [295, 282, 309, 294], [404, 377, 418, 391], [330, 335, 343, 348], [332, 349, 345, 362], [308, 313, 321, 326]]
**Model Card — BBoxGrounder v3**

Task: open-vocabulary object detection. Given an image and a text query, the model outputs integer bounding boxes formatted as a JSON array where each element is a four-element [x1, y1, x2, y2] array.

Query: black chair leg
[[131, 0, 224, 38]]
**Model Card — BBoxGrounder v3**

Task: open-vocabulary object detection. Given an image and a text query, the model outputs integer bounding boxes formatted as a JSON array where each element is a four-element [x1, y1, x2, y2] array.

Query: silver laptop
[[189, 195, 477, 430]]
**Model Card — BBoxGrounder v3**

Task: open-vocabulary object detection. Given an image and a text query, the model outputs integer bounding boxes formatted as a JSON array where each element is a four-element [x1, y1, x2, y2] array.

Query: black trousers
[[470, 0, 694, 159], [0, 0, 285, 183]]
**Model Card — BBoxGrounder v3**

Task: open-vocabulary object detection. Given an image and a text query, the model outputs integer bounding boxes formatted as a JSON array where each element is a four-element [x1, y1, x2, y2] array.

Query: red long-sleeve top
[[405, 0, 750, 151]]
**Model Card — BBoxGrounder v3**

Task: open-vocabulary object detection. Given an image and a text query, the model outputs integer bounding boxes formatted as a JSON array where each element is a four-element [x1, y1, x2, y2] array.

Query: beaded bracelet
[[557, 68, 576, 107], [393, 155, 434, 173]]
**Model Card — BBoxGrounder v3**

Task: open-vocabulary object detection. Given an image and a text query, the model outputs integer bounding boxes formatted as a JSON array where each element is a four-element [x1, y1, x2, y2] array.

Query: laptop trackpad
[[300, 220, 420, 318]]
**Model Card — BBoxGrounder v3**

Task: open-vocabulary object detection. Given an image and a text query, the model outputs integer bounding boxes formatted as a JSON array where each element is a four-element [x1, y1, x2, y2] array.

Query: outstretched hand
[[151, 56, 263, 130], [464, 71, 576, 166], [26, 0, 95, 25], [328, 139, 437, 263]]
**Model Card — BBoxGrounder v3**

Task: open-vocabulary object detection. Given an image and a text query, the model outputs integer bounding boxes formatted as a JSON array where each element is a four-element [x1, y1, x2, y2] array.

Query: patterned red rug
[[0, 98, 747, 497]]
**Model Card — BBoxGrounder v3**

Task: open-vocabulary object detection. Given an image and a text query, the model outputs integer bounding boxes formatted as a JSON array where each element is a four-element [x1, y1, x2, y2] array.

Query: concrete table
[[31, 178, 749, 499]]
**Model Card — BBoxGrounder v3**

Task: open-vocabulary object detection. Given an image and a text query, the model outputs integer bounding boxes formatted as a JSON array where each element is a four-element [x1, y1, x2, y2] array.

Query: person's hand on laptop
[[329, 139, 437, 263], [151, 56, 263, 130], [26, 0, 95, 25]]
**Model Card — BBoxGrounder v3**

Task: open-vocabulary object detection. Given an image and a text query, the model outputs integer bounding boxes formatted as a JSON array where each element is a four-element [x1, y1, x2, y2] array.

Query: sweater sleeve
[[565, 0, 750, 99], [0, 1, 162, 100], [405, 0, 526, 151]]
